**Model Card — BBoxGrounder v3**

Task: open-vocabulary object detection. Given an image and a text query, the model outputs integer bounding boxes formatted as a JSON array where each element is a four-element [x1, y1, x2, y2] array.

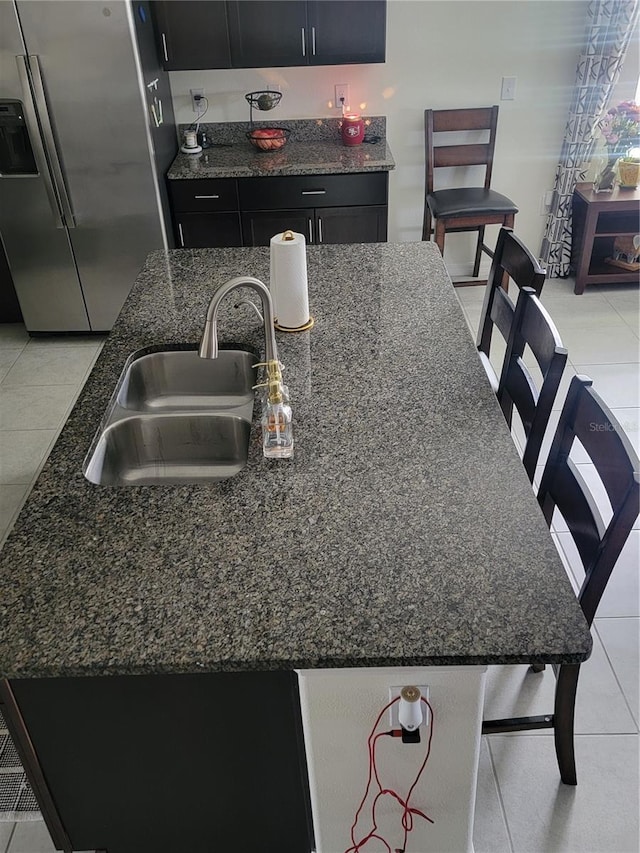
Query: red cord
[[345, 696, 435, 853]]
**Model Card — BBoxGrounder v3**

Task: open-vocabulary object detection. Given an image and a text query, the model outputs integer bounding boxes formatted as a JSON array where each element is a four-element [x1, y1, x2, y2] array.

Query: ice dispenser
[[0, 100, 37, 175]]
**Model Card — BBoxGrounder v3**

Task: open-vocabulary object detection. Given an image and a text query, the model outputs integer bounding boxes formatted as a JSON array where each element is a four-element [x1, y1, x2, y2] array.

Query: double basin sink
[[84, 347, 257, 485]]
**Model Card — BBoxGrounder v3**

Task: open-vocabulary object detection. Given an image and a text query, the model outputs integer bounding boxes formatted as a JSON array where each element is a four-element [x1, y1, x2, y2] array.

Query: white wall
[[298, 666, 487, 853], [168, 0, 638, 274]]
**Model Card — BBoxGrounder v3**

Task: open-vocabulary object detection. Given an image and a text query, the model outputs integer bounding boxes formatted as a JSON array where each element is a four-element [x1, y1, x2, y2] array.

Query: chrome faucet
[[199, 276, 294, 459], [199, 275, 278, 363]]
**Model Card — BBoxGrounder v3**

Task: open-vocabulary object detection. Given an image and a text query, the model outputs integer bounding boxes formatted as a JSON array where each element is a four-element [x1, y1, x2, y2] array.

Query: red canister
[[341, 113, 365, 146]]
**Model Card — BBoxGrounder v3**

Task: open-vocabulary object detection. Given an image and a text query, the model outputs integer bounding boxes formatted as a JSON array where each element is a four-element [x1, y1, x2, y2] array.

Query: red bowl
[[247, 127, 290, 151]]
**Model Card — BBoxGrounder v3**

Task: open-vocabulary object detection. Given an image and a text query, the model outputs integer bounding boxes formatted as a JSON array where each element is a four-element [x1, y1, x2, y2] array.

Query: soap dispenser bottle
[[261, 360, 294, 459]]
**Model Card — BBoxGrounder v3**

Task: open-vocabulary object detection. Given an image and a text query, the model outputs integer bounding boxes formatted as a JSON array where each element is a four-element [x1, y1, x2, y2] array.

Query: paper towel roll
[[270, 230, 311, 330]]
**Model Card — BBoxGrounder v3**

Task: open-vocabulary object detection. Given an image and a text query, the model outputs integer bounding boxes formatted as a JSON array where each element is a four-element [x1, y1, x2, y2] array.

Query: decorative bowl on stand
[[246, 127, 290, 151]]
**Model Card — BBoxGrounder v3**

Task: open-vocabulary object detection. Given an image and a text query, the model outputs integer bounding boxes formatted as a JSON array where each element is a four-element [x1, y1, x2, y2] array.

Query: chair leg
[[435, 220, 446, 258], [530, 663, 546, 673], [422, 206, 432, 242], [554, 663, 580, 785], [472, 226, 485, 277]]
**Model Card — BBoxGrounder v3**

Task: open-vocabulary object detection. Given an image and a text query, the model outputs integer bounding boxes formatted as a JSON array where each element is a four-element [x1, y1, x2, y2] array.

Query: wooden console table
[[571, 182, 639, 294]]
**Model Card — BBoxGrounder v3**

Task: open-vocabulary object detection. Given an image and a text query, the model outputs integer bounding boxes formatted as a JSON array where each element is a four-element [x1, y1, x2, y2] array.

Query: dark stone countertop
[[0, 242, 592, 679], [167, 117, 394, 179]]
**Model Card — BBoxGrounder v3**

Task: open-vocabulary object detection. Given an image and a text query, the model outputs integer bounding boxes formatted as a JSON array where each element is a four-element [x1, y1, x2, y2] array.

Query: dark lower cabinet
[[241, 205, 387, 246], [169, 172, 389, 249], [315, 205, 387, 244], [242, 208, 314, 246], [4, 672, 314, 853], [177, 212, 243, 248]]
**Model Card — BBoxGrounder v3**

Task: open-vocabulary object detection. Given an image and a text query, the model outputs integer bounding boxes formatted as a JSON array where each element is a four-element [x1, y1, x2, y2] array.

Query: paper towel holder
[[272, 231, 315, 332], [274, 316, 315, 332]]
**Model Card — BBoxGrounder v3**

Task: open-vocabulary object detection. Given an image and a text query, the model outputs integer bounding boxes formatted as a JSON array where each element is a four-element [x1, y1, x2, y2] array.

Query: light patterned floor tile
[[2, 346, 101, 387], [473, 738, 512, 853], [571, 362, 640, 409], [6, 821, 55, 853], [483, 629, 638, 736], [0, 431, 57, 485], [489, 734, 639, 853], [595, 617, 640, 728], [0, 325, 28, 350], [0, 386, 78, 431], [0, 484, 28, 538]]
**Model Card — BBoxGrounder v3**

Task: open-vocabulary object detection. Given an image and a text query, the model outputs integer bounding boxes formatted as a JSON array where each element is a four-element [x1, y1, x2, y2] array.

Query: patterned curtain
[[540, 0, 639, 277]]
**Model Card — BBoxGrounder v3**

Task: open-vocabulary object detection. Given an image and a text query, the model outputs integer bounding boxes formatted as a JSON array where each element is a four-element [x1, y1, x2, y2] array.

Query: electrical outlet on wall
[[334, 83, 350, 110], [388, 685, 430, 728], [190, 87, 205, 112]]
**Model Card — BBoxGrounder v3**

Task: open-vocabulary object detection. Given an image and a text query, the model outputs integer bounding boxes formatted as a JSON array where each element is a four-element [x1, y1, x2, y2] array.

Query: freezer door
[[16, 0, 166, 331], [0, 2, 90, 332]]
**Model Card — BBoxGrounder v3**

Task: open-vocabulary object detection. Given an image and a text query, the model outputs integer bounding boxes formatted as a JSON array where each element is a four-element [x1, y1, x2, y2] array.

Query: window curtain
[[540, 0, 639, 278]]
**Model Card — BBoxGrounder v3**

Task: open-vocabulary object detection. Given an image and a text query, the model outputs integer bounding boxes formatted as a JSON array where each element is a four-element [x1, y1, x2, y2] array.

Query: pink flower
[[597, 101, 640, 151]]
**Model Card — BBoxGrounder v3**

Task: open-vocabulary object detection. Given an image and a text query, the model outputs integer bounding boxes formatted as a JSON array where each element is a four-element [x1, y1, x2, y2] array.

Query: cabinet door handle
[[311, 26, 316, 56], [194, 194, 220, 199], [301, 189, 326, 195], [301, 27, 306, 57], [161, 33, 169, 63], [318, 217, 323, 243], [308, 219, 313, 243], [178, 222, 184, 247]]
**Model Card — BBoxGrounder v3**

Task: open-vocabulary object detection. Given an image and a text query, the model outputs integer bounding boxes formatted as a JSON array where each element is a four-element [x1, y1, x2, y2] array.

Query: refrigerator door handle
[[27, 55, 76, 228], [15, 55, 65, 229]]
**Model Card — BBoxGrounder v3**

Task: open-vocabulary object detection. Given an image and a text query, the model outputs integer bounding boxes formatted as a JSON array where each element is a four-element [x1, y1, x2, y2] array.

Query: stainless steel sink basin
[[84, 347, 257, 486], [118, 349, 256, 413], [85, 414, 251, 485]]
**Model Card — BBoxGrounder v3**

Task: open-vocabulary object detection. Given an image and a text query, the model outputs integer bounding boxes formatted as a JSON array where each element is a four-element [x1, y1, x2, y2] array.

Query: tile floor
[[0, 275, 638, 852]]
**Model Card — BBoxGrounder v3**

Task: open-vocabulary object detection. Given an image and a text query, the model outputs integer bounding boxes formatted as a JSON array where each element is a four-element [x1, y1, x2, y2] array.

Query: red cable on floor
[[345, 696, 435, 853]]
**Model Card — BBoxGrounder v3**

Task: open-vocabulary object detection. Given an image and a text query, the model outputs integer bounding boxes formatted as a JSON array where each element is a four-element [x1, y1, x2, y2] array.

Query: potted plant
[[592, 100, 640, 192]]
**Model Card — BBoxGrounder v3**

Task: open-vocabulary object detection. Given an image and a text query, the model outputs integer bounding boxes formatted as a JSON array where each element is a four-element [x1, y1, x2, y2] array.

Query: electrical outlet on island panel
[[388, 685, 430, 728]]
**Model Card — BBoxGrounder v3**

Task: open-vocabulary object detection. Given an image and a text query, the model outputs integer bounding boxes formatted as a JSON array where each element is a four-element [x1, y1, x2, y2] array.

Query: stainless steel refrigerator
[[0, 0, 177, 332]]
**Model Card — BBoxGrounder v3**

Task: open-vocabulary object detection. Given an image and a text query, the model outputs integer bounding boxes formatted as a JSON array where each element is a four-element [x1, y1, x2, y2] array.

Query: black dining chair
[[476, 227, 546, 392], [483, 376, 640, 785], [496, 287, 568, 482], [422, 106, 519, 285]]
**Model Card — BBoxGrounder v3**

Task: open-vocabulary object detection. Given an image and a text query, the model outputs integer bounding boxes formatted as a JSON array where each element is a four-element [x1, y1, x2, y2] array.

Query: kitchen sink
[[84, 347, 257, 486], [118, 349, 256, 413]]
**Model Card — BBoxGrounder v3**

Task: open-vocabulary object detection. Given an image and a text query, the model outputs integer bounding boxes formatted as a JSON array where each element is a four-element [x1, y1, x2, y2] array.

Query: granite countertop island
[[0, 242, 592, 680], [167, 116, 395, 179]]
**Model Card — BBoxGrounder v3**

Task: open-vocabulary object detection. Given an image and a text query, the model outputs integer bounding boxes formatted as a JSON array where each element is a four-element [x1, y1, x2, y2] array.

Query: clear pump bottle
[[259, 361, 294, 459]]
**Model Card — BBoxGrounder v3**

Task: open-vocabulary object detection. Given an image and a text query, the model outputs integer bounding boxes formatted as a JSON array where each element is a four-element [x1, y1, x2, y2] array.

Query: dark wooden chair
[[497, 287, 568, 482], [476, 227, 547, 394], [483, 376, 640, 785], [422, 106, 518, 285]]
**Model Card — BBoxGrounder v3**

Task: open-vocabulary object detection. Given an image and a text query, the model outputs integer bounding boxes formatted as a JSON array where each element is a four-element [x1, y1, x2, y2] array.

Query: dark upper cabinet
[[152, 0, 232, 70], [153, 1, 385, 70], [227, 1, 308, 68], [308, 1, 386, 65]]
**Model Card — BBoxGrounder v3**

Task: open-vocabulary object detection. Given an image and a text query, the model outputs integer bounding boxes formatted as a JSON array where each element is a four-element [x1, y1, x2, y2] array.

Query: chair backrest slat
[[537, 376, 640, 626], [433, 144, 493, 169], [497, 289, 568, 479], [425, 105, 499, 193], [477, 228, 546, 358], [432, 107, 496, 132]]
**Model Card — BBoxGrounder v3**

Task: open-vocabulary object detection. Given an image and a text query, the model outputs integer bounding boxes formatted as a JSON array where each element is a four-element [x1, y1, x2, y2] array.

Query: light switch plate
[[501, 76, 517, 100]]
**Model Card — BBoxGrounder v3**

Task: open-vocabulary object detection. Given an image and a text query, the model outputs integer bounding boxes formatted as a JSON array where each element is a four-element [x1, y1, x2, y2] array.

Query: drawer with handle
[[168, 179, 240, 213], [238, 172, 388, 211]]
